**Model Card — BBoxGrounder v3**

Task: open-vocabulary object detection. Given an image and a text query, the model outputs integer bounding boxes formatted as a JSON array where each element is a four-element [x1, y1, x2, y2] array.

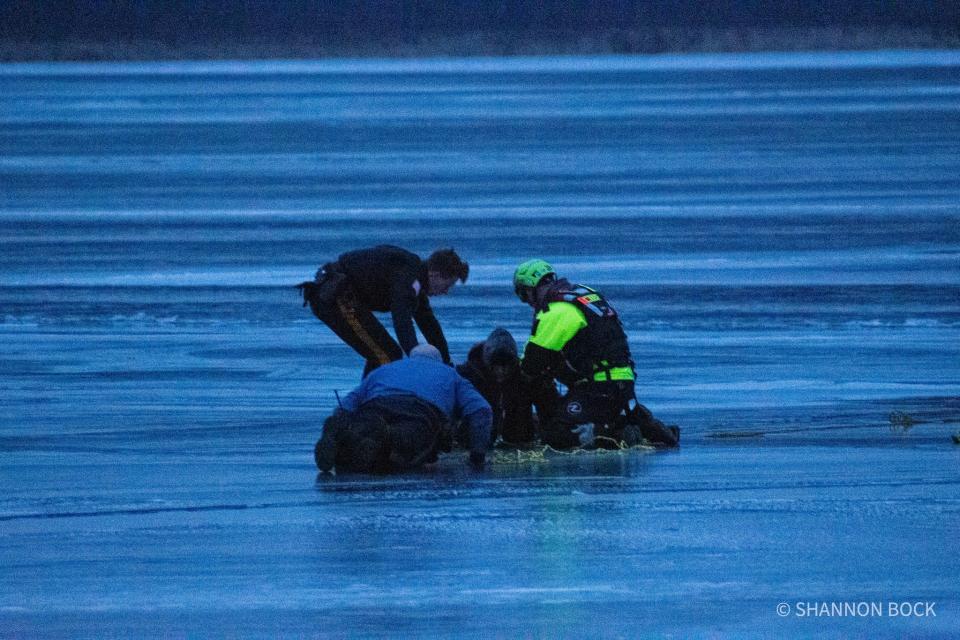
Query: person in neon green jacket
[[513, 259, 678, 449]]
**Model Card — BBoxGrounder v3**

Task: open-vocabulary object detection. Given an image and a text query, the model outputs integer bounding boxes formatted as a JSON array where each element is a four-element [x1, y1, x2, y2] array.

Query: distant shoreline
[[3, 26, 958, 62]]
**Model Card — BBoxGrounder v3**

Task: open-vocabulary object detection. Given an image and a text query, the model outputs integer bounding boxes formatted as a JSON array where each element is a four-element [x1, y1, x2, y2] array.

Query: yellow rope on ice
[[488, 437, 654, 465]]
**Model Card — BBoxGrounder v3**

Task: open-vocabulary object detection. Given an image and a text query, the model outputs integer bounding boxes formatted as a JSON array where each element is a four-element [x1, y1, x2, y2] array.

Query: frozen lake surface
[[1, 50, 959, 637]]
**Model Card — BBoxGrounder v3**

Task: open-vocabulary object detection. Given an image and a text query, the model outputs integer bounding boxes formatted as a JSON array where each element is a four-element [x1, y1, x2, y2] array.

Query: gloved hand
[[572, 423, 595, 446]]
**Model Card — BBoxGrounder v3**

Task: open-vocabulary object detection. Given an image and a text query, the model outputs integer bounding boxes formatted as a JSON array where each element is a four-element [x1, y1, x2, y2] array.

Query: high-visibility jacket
[[521, 281, 634, 386]]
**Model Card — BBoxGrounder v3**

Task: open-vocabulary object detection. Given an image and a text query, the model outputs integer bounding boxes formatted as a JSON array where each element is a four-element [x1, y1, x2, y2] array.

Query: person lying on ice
[[455, 327, 539, 447], [314, 344, 492, 474], [512, 259, 679, 450], [298, 245, 469, 377]]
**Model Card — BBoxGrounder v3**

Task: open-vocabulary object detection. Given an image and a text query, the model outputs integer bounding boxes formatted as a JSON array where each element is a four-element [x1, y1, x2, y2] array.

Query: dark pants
[[536, 379, 679, 449], [317, 395, 451, 474], [502, 374, 559, 445], [540, 380, 636, 449], [300, 270, 403, 377]]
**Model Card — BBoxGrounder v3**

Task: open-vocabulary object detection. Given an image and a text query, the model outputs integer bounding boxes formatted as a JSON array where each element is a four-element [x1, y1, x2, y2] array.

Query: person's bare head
[[426, 249, 468, 296], [410, 344, 442, 361]]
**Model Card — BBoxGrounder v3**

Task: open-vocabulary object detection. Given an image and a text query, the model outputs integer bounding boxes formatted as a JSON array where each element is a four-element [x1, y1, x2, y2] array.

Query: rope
[[488, 439, 654, 465]]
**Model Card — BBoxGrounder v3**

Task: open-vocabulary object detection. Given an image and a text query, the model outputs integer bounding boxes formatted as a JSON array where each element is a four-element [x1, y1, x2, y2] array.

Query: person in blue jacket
[[314, 344, 493, 474]]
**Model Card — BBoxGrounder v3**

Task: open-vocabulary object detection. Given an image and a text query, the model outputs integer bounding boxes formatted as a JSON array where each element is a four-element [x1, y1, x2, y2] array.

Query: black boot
[[626, 403, 680, 448]]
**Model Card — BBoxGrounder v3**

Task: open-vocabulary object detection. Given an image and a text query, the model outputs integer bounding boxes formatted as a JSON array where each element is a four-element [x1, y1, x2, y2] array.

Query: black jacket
[[336, 245, 449, 361], [456, 332, 535, 445]]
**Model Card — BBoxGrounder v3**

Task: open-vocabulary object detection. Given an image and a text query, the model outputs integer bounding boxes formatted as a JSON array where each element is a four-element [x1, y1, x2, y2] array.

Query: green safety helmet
[[513, 259, 555, 300]]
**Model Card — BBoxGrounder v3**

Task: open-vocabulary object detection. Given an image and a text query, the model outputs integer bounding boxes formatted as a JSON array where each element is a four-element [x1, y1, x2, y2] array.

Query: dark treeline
[[2, 0, 958, 60]]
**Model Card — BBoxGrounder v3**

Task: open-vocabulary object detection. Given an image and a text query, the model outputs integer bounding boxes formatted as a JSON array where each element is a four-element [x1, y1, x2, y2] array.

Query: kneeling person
[[456, 327, 537, 446], [314, 345, 492, 474], [512, 259, 679, 449]]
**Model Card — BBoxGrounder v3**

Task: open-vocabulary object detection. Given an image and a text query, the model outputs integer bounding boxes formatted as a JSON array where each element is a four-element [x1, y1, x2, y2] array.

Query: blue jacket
[[342, 356, 493, 456]]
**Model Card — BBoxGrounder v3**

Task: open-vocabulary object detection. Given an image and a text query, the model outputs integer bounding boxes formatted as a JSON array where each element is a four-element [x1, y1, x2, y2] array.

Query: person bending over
[[314, 344, 492, 474], [299, 245, 468, 377]]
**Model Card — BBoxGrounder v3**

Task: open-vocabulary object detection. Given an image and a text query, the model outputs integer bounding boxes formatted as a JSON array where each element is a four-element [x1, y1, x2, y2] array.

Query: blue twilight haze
[[0, 51, 958, 638]]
